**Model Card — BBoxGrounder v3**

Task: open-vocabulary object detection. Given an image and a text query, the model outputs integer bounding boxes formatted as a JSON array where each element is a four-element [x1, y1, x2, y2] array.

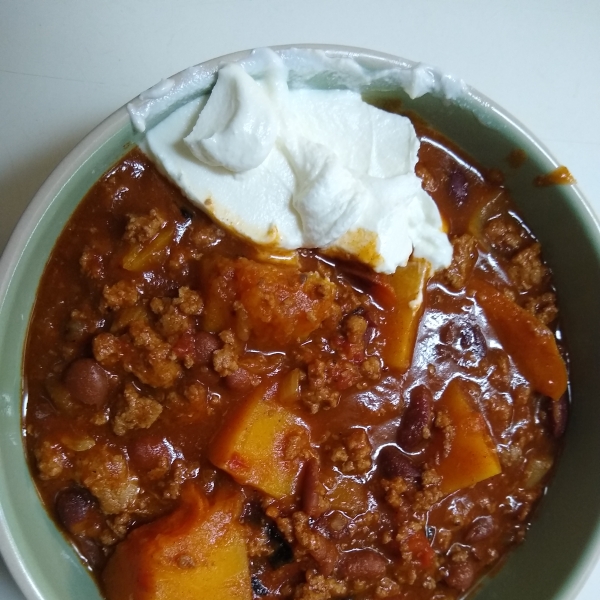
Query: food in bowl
[[22, 48, 568, 600]]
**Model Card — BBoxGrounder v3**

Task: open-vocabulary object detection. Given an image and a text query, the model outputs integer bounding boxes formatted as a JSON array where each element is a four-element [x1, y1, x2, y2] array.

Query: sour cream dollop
[[143, 50, 453, 273]]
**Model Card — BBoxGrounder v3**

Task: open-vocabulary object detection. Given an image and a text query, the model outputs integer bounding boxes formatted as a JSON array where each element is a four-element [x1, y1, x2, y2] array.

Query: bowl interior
[[1, 47, 600, 600], [0, 112, 141, 600]]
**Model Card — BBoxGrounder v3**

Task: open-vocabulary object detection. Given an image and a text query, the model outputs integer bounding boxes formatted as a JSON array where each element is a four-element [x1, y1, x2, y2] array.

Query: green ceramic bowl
[[1, 45, 600, 600]]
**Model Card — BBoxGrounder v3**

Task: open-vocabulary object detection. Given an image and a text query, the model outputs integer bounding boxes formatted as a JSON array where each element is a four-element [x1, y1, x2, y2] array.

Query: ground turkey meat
[[112, 383, 163, 436], [76, 446, 139, 514]]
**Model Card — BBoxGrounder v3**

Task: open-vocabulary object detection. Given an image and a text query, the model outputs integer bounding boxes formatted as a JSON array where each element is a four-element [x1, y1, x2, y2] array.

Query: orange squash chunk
[[122, 224, 175, 272], [102, 484, 251, 600], [279, 368, 302, 405], [200, 257, 339, 345], [326, 476, 369, 516], [380, 258, 430, 372], [234, 258, 339, 346], [199, 256, 237, 333], [209, 379, 308, 498], [471, 278, 567, 400], [436, 378, 501, 495]]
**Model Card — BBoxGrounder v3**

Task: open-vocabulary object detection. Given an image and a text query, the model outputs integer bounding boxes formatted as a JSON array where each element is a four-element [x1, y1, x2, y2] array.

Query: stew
[[23, 114, 568, 600]]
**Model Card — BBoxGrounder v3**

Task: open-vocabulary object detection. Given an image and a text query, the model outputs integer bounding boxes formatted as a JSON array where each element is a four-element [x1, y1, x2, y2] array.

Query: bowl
[[1, 45, 600, 600]]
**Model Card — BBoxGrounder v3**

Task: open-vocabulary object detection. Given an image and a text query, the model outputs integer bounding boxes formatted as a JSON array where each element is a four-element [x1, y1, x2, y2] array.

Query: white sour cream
[[139, 48, 454, 273]]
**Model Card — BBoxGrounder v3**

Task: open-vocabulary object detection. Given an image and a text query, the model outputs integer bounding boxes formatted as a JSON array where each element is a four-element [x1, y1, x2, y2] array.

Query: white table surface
[[1, 1, 599, 598]]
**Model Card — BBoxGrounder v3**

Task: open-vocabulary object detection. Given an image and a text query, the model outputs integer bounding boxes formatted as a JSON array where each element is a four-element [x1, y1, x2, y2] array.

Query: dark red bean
[[195, 331, 221, 365], [241, 500, 264, 526], [377, 445, 421, 481], [549, 395, 568, 438], [397, 385, 434, 451], [129, 434, 172, 472], [440, 318, 486, 359], [260, 561, 303, 593], [55, 486, 97, 534], [76, 537, 105, 571], [309, 533, 339, 576], [302, 458, 323, 518], [64, 358, 109, 406], [339, 549, 388, 580], [225, 368, 255, 392], [448, 168, 469, 205], [445, 560, 476, 592], [465, 515, 495, 543]]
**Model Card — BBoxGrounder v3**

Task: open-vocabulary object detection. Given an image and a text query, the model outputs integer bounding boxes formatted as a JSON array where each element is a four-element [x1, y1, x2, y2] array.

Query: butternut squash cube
[[122, 224, 174, 272], [471, 278, 567, 400], [102, 484, 251, 600], [381, 258, 430, 372], [326, 476, 369, 516], [209, 380, 308, 498], [199, 256, 237, 333], [278, 368, 302, 406], [436, 378, 501, 495], [234, 258, 339, 346]]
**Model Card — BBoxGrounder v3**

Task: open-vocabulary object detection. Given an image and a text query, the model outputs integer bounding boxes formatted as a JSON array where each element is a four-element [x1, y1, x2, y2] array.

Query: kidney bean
[[445, 560, 476, 592], [310, 533, 339, 576], [302, 458, 323, 518], [397, 385, 434, 451], [440, 318, 486, 359], [260, 561, 303, 595], [377, 445, 421, 481], [64, 358, 109, 406], [195, 331, 221, 365], [549, 395, 568, 438], [225, 367, 255, 392], [339, 549, 388, 580], [76, 537, 105, 571], [465, 515, 495, 543], [448, 168, 469, 205], [129, 433, 172, 472], [241, 500, 264, 526], [55, 486, 98, 535]]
